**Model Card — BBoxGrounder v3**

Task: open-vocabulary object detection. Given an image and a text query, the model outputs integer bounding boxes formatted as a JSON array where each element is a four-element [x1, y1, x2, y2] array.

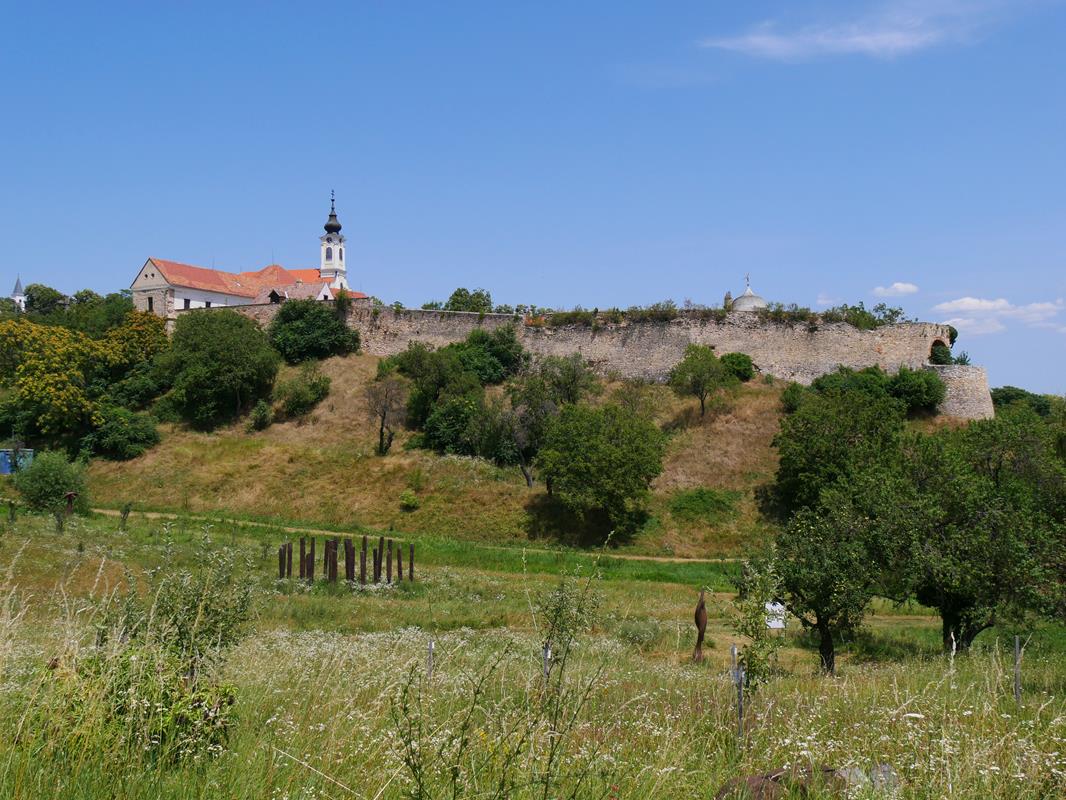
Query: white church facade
[[132, 196, 365, 318]]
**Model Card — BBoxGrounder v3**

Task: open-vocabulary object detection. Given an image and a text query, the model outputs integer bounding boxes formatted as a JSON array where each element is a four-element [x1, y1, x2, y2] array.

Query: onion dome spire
[[324, 190, 342, 235]]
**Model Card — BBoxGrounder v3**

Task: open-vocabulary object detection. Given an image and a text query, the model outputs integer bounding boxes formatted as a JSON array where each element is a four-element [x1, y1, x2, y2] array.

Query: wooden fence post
[[332, 539, 339, 582], [360, 544, 367, 585], [387, 539, 393, 583], [309, 537, 316, 582], [286, 542, 293, 578], [409, 543, 414, 582], [372, 548, 380, 583], [278, 545, 285, 579], [345, 538, 354, 582], [299, 538, 306, 580], [397, 544, 403, 583]]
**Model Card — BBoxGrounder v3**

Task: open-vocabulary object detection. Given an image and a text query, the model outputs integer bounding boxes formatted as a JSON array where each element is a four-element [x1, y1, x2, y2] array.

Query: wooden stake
[[409, 543, 414, 581], [286, 542, 293, 578], [360, 544, 367, 585], [309, 537, 316, 581], [278, 545, 285, 580], [1014, 635, 1023, 708], [387, 539, 393, 583], [397, 544, 403, 583], [299, 538, 306, 580]]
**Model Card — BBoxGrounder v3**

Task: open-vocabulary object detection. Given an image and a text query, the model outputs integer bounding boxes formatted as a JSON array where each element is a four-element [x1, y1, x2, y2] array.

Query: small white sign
[[765, 601, 787, 629]]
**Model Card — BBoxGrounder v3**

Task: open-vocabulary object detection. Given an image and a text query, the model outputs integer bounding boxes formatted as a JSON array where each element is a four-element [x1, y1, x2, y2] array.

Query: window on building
[[205, 301, 211, 308], [147, 296, 154, 312], [183, 298, 191, 310], [326, 247, 333, 261], [339, 248, 344, 261]]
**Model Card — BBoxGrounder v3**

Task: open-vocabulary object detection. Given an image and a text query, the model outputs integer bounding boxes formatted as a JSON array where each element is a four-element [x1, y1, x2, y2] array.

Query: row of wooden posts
[[277, 535, 414, 584]]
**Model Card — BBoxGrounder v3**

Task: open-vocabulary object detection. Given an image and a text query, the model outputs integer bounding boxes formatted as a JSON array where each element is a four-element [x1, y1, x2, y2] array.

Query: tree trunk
[[698, 394, 706, 417], [941, 605, 961, 653], [817, 620, 835, 675], [939, 604, 990, 653], [519, 462, 533, 488]]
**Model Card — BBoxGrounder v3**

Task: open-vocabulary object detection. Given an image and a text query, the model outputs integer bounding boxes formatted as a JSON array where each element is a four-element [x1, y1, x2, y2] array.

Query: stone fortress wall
[[213, 299, 996, 420]]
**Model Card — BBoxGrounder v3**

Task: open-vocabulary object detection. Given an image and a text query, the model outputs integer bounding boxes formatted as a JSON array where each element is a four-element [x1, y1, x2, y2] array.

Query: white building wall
[[172, 288, 253, 310]]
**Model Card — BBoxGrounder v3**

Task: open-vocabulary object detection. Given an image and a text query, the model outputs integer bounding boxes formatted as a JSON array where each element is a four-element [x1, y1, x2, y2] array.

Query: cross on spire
[[330, 189, 335, 213]]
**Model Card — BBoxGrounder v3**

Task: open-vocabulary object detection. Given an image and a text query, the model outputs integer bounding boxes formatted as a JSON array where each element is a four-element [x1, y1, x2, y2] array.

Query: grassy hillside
[[88, 353, 785, 558]]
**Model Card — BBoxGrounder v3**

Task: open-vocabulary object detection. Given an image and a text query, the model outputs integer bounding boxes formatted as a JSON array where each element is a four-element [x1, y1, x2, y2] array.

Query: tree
[[443, 287, 493, 314], [899, 411, 1066, 650], [768, 391, 905, 517], [268, 299, 359, 363], [538, 354, 599, 406], [537, 404, 665, 532], [365, 375, 409, 455], [668, 344, 737, 417], [886, 366, 946, 414], [13, 450, 89, 514], [506, 371, 559, 486], [776, 498, 879, 674], [23, 283, 66, 316], [731, 556, 783, 686], [721, 352, 755, 382], [160, 310, 279, 429]]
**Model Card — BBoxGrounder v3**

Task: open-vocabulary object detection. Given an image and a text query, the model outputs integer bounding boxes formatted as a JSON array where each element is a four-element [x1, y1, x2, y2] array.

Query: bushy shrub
[[39, 552, 253, 764], [810, 366, 889, 400], [399, 489, 420, 511], [929, 342, 953, 365], [247, 399, 274, 431], [626, 300, 678, 323], [991, 385, 1052, 417], [160, 310, 279, 429], [86, 406, 160, 460], [274, 363, 330, 418], [721, 352, 755, 382], [12, 450, 89, 513], [424, 396, 480, 453], [42, 645, 237, 763], [268, 299, 360, 364], [780, 382, 806, 413], [886, 366, 946, 414]]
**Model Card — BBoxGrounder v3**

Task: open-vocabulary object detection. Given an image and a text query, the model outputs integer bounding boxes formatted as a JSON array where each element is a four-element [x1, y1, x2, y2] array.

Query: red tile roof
[[146, 258, 367, 300]]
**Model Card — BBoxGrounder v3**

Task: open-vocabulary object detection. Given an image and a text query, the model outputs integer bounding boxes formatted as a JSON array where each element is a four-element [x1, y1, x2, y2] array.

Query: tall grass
[[1, 514, 1063, 798]]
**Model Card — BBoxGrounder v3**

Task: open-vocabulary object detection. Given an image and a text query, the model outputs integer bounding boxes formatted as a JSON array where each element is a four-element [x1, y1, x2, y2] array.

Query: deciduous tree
[[668, 344, 737, 417]]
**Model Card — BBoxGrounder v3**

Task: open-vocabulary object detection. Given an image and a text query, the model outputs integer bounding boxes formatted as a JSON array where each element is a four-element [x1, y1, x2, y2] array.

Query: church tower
[[10, 276, 25, 312], [319, 192, 349, 290]]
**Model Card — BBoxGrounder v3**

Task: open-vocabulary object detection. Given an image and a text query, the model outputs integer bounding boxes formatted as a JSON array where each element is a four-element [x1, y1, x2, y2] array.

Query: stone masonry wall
[[925, 365, 995, 419], [345, 304, 951, 384], [194, 299, 992, 419]]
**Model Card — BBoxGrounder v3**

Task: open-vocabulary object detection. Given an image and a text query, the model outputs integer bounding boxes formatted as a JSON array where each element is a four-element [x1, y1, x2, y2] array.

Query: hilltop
[[87, 351, 784, 558]]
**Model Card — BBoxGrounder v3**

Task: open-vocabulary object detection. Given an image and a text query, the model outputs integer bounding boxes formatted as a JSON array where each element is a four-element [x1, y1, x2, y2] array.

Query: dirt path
[[92, 507, 740, 564]]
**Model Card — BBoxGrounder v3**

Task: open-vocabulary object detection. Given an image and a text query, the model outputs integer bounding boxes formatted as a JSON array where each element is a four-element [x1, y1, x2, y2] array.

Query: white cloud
[[816, 292, 842, 308], [873, 281, 919, 297], [933, 296, 1065, 335], [941, 316, 1006, 335], [702, 1, 1012, 61]]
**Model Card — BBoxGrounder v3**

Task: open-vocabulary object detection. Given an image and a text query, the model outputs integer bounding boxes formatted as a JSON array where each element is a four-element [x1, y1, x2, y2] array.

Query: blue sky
[[1, 1, 1064, 392]]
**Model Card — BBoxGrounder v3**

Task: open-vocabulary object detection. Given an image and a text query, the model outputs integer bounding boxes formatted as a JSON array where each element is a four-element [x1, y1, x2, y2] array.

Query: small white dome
[[731, 284, 767, 312]]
